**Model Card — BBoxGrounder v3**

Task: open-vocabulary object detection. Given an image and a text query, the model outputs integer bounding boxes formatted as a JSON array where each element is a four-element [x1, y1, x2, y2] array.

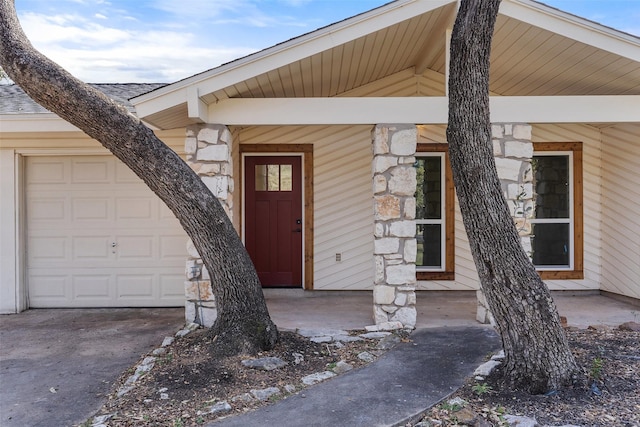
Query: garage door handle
[[111, 242, 117, 247], [293, 228, 302, 232]]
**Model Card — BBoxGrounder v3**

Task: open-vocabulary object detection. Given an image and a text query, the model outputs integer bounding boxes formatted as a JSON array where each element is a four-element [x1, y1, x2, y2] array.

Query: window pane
[[416, 224, 441, 268], [534, 155, 569, 219], [255, 165, 267, 191], [267, 164, 280, 191], [415, 157, 441, 220], [280, 165, 292, 191], [532, 223, 570, 267]]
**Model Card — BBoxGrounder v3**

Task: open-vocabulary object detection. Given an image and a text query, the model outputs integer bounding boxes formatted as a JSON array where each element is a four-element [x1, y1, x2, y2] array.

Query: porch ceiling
[[135, 0, 640, 130]]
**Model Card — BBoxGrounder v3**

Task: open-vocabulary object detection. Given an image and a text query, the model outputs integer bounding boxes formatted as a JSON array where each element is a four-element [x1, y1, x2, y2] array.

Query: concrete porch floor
[[263, 290, 640, 331]]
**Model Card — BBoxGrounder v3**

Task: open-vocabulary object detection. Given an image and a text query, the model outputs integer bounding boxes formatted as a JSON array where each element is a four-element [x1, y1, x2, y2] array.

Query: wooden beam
[[187, 86, 207, 123], [207, 96, 640, 125]]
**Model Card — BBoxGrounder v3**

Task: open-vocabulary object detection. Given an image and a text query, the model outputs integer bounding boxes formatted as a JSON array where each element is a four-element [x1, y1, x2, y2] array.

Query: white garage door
[[26, 156, 187, 307]]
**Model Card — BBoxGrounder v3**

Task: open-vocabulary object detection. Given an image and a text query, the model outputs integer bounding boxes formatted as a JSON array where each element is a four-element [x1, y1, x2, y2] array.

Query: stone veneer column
[[183, 124, 235, 327], [476, 123, 534, 324], [372, 124, 418, 329]]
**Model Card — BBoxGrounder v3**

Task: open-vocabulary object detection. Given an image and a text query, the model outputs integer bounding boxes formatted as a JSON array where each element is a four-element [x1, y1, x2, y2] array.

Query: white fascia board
[[503, 0, 640, 61], [131, 0, 456, 117], [209, 97, 449, 125], [0, 113, 160, 136], [0, 114, 79, 134], [207, 96, 640, 125], [490, 95, 640, 123]]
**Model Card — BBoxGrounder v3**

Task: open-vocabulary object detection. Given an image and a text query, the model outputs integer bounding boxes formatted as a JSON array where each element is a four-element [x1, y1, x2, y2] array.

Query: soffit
[[137, 0, 640, 129], [200, 2, 640, 103], [488, 15, 640, 96], [201, 3, 455, 103]]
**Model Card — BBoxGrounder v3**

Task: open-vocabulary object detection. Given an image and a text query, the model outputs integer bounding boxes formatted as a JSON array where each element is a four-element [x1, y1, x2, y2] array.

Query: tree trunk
[[0, 0, 278, 356], [446, 0, 580, 393]]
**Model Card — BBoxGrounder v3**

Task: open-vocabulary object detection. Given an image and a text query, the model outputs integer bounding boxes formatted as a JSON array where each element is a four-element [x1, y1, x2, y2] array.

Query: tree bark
[[0, 0, 278, 356], [446, 0, 580, 393]]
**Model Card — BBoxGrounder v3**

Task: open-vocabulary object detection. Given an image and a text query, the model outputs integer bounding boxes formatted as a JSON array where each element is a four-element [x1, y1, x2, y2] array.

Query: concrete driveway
[[0, 308, 184, 427]]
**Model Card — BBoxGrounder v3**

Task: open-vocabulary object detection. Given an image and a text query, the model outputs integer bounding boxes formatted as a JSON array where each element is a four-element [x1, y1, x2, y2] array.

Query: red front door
[[245, 156, 302, 287]]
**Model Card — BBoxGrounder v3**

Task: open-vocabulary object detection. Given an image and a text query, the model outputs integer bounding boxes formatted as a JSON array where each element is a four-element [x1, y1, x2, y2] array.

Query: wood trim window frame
[[239, 144, 314, 289], [415, 143, 455, 281], [532, 142, 584, 280]]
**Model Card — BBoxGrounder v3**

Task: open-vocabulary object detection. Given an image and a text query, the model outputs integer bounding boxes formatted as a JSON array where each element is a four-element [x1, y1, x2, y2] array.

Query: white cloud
[[94, 13, 107, 19], [21, 12, 130, 45], [18, 10, 256, 82]]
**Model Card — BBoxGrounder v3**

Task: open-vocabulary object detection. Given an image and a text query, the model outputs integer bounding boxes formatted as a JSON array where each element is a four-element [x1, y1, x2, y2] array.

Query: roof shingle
[[0, 83, 167, 115]]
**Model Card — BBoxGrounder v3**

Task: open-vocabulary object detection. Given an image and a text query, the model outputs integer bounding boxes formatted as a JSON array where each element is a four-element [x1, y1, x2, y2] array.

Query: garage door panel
[[116, 197, 153, 220], [27, 158, 68, 184], [160, 235, 189, 261], [117, 275, 155, 299], [72, 198, 111, 221], [29, 236, 68, 261], [72, 159, 112, 183], [28, 198, 66, 221], [116, 236, 154, 260], [26, 156, 187, 308], [28, 275, 68, 300], [73, 275, 112, 300], [73, 236, 111, 260]]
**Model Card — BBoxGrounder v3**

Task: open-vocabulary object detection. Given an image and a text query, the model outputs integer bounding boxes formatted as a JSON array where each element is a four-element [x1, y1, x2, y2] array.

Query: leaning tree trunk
[[0, 0, 277, 356], [446, 0, 580, 393]]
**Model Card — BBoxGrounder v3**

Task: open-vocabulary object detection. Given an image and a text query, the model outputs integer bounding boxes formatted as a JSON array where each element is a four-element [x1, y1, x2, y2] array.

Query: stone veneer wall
[[476, 123, 534, 324], [372, 124, 418, 329], [183, 124, 235, 327]]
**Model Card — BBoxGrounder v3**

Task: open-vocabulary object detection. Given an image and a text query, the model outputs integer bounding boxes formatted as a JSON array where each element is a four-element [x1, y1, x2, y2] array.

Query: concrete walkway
[[1, 291, 638, 426], [210, 326, 500, 427]]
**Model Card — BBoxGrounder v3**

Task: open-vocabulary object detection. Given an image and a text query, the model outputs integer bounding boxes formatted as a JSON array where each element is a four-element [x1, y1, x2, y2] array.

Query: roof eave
[[505, 0, 640, 61], [131, 0, 456, 118]]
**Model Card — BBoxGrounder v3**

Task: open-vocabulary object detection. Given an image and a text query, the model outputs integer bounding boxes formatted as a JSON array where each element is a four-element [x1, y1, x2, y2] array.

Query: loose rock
[[358, 351, 375, 362], [250, 387, 281, 401], [377, 334, 401, 350], [208, 401, 232, 414], [619, 321, 640, 331], [473, 360, 501, 377], [504, 414, 537, 427], [332, 361, 353, 374], [301, 371, 336, 385], [241, 357, 287, 371], [359, 331, 392, 339]]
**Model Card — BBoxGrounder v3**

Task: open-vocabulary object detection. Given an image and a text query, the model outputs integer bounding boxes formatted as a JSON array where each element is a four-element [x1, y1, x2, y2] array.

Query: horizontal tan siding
[[600, 124, 640, 299], [238, 125, 374, 290], [0, 128, 186, 152], [532, 123, 602, 291]]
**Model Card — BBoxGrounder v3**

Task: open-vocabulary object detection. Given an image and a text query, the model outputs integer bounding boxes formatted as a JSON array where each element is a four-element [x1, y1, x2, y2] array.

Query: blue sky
[[12, 0, 640, 83]]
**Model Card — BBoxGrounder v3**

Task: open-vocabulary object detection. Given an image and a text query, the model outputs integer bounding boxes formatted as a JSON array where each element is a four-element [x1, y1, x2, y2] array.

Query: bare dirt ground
[[88, 325, 639, 427]]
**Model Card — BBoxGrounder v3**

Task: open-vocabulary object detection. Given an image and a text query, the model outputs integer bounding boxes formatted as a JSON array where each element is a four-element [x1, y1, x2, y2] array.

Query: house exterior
[[1, 0, 639, 328]]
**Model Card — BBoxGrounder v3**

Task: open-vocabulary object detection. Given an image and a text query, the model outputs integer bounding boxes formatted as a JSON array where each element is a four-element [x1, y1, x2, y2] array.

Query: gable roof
[[130, 0, 640, 130], [0, 83, 166, 115]]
